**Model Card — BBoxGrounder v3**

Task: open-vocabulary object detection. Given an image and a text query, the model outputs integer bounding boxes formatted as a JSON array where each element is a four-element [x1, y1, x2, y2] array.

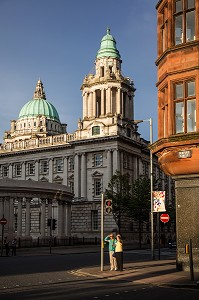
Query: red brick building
[[153, 0, 199, 271]]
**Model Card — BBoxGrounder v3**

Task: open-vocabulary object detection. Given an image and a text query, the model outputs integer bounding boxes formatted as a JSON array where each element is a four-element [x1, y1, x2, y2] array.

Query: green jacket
[[104, 236, 116, 251]]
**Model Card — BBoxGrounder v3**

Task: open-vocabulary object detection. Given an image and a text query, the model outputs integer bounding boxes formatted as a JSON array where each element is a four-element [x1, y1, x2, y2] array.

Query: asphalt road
[[0, 249, 198, 300]]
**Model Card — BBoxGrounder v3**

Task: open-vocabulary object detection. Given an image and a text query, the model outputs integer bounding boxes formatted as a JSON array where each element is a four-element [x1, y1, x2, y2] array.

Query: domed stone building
[[0, 29, 172, 245], [4, 79, 66, 142]]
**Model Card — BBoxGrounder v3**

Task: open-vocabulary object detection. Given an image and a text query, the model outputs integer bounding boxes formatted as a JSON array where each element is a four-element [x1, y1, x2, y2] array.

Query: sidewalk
[[78, 259, 199, 289], [15, 245, 199, 289]]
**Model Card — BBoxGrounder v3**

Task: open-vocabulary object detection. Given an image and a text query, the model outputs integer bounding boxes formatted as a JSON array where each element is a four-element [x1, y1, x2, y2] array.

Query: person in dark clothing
[[11, 238, 17, 256], [4, 237, 10, 256]]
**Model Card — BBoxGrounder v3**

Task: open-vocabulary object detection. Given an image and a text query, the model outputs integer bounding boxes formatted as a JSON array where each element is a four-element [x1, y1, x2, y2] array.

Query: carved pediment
[[40, 177, 48, 182], [53, 175, 63, 183], [92, 171, 103, 177]]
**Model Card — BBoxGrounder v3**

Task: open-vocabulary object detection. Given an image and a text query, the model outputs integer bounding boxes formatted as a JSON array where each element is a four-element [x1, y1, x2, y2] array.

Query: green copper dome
[[19, 80, 60, 122], [96, 28, 121, 59]]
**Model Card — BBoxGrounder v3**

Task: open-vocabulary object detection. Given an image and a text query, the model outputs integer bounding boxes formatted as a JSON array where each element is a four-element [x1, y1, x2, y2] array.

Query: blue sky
[[0, 0, 158, 143]]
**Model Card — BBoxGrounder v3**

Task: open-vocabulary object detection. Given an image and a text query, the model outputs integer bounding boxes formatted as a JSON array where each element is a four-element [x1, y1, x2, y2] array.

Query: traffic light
[[105, 199, 112, 214], [52, 218, 57, 230]]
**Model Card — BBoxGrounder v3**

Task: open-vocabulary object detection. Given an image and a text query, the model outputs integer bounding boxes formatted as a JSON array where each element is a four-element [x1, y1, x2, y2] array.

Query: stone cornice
[[151, 133, 199, 155], [156, 41, 199, 67]]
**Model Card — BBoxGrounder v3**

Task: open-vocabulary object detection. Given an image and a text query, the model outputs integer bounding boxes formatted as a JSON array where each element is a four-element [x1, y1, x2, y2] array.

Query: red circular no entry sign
[[160, 213, 170, 223], [0, 217, 7, 225]]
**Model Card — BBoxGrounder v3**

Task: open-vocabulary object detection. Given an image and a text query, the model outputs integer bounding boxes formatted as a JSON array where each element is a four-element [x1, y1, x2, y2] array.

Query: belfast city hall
[[0, 28, 173, 245]]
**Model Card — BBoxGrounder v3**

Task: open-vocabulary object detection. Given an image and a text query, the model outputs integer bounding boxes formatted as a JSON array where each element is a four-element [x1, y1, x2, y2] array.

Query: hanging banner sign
[[153, 191, 166, 212]]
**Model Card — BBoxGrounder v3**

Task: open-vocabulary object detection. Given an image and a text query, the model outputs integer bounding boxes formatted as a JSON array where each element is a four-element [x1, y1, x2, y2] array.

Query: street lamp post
[[134, 118, 155, 260]]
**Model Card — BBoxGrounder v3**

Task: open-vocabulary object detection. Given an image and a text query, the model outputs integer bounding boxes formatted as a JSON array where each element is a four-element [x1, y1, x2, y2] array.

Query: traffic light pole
[[101, 193, 104, 271]]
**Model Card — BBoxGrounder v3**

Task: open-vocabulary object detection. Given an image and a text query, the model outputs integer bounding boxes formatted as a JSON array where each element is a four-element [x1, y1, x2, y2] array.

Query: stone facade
[[0, 28, 173, 243]]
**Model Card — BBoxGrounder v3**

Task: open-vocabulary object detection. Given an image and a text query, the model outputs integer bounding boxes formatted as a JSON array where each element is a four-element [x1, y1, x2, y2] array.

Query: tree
[[129, 177, 151, 248], [106, 171, 131, 233]]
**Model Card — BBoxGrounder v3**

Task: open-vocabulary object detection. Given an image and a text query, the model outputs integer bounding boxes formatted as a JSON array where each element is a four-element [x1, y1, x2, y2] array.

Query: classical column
[[25, 198, 31, 236], [63, 156, 68, 186], [120, 151, 124, 174], [82, 91, 86, 118], [4, 196, 9, 223], [62, 202, 66, 236], [21, 162, 26, 180], [35, 160, 39, 180], [107, 150, 112, 185], [74, 153, 80, 198], [88, 92, 93, 117], [81, 153, 87, 199], [106, 87, 111, 114], [109, 87, 112, 113], [8, 197, 15, 234], [41, 199, 46, 237], [58, 201, 63, 237], [0, 197, 3, 218], [117, 88, 121, 115], [121, 90, 124, 116], [93, 90, 96, 117], [48, 158, 53, 182], [47, 199, 52, 236], [17, 198, 22, 237], [113, 149, 120, 174], [133, 155, 139, 181], [101, 89, 105, 115], [65, 203, 71, 236], [8, 164, 13, 179]]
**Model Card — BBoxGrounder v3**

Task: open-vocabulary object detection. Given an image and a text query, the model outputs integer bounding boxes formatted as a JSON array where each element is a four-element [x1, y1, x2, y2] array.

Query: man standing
[[104, 233, 117, 271], [11, 238, 17, 256], [4, 237, 10, 257]]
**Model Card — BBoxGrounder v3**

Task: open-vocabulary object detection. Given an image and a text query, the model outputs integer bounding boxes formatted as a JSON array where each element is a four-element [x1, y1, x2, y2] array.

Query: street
[[0, 248, 198, 299]]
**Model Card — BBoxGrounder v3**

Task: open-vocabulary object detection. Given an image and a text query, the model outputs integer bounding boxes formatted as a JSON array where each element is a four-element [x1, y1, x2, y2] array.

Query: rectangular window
[[40, 160, 48, 174], [69, 181, 74, 194], [186, 11, 195, 41], [68, 157, 74, 171], [27, 162, 35, 175], [142, 161, 149, 176], [174, 0, 195, 45], [94, 153, 103, 167], [94, 179, 102, 196], [1, 165, 9, 177], [91, 210, 98, 230], [123, 153, 130, 169], [54, 158, 63, 173], [13, 164, 21, 177], [92, 126, 100, 135], [175, 102, 184, 133], [160, 4, 168, 52], [174, 80, 196, 133]]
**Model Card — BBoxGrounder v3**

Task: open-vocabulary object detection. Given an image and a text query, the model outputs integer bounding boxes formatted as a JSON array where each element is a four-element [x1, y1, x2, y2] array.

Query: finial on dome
[[107, 27, 110, 35], [33, 79, 46, 100]]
